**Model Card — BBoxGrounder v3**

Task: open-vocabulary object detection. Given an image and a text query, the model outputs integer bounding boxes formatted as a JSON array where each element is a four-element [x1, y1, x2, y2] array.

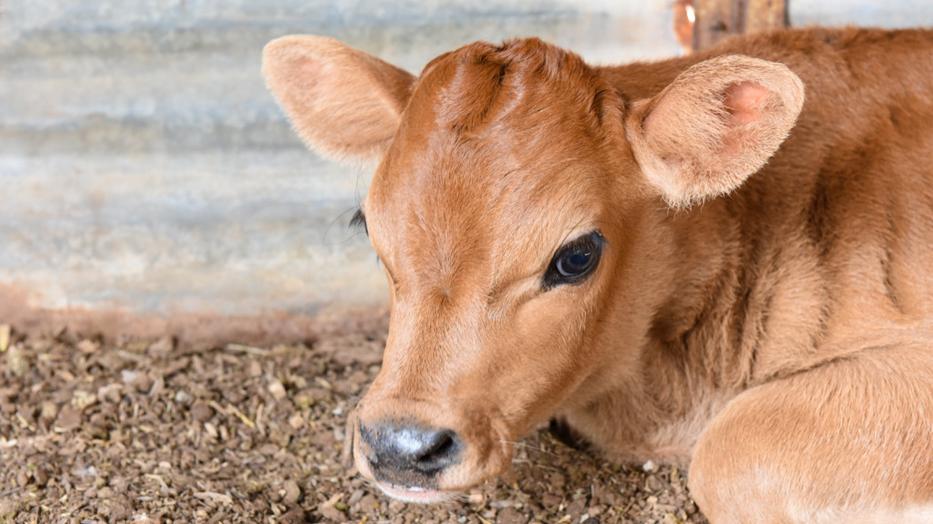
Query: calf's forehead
[[364, 39, 614, 267], [365, 134, 608, 290]]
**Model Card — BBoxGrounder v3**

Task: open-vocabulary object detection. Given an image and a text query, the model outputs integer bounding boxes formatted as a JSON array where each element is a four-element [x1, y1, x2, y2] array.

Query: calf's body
[[580, 30, 933, 522], [263, 28, 933, 521], [577, 25, 933, 466]]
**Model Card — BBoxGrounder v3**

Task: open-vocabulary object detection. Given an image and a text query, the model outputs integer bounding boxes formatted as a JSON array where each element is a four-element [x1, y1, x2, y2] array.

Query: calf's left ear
[[626, 55, 804, 207]]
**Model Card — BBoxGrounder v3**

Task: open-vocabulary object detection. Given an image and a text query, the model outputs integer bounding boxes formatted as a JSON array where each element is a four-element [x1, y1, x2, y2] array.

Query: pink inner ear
[[724, 81, 771, 125]]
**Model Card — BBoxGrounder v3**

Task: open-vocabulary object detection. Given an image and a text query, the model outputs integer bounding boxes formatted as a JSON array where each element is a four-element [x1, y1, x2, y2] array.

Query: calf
[[263, 28, 933, 522]]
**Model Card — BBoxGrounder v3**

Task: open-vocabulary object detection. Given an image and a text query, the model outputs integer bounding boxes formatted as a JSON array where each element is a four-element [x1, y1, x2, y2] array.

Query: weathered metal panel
[[1, 0, 929, 321], [0, 1, 681, 317], [791, 0, 933, 28]]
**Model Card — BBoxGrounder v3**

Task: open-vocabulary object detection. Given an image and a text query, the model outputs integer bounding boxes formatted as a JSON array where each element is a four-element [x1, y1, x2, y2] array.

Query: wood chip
[[194, 491, 233, 505], [225, 343, 269, 356], [317, 493, 345, 521], [0, 330, 704, 523], [0, 324, 11, 352]]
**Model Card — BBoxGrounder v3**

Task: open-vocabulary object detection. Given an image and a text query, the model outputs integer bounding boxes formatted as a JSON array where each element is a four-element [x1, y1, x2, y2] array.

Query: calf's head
[[263, 36, 803, 502]]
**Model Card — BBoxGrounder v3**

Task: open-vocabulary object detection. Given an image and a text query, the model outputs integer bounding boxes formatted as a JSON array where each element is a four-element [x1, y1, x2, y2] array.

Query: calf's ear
[[626, 55, 804, 207], [262, 35, 415, 163]]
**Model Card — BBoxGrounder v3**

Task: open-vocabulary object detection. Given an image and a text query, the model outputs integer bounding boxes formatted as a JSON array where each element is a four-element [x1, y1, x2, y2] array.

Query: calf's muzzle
[[359, 420, 463, 486]]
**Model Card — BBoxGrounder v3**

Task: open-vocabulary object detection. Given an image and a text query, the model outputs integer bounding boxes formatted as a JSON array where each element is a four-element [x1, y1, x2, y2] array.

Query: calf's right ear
[[625, 55, 804, 207], [262, 36, 415, 163]]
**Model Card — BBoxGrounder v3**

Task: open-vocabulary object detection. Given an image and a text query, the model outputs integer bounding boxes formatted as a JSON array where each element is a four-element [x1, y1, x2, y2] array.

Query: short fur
[[263, 28, 933, 522]]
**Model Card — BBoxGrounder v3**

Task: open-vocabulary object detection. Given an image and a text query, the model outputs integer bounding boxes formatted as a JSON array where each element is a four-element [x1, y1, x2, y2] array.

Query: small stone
[[148, 375, 164, 396], [32, 467, 49, 487], [0, 324, 9, 352], [6, 345, 28, 376], [642, 460, 658, 472], [190, 402, 214, 422], [541, 493, 562, 508], [72, 390, 98, 410], [76, 339, 99, 354], [174, 390, 192, 405], [318, 494, 345, 521], [293, 393, 316, 409], [548, 472, 567, 488], [282, 480, 301, 505], [357, 494, 379, 512], [267, 379, 287, 401], [280, 507, 307, 524], [684, 500, 698, 514], [565, 497, 586, 519], [120, 370, 138, 384], [147, 336, 174, 357], [97, 383, 123, 403], [54, 405, 82, 431], [497, 507, 527, 524], [73, 465, 98, 479], [287, 413, 304, 430], [646, 474, 664, 492], [347, 489, 364, 506], [39, 401, 58, 421], [670, 466, 681, 485], [131, 373, 153, 393], [258, 443, 279, 455]]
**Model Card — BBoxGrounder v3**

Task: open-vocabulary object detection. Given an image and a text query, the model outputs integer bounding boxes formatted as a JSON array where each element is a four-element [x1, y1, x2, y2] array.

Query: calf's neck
[[263, 27, 933, 522]]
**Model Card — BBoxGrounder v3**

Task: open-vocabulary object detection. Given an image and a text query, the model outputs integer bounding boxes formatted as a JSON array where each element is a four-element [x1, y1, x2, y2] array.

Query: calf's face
[[263, 36, 803, 502]]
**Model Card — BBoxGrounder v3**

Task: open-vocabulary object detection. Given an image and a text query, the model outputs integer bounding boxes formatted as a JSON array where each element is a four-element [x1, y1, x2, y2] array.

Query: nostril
[[413, 430, 459, 471], [417, 430, 455, 460]]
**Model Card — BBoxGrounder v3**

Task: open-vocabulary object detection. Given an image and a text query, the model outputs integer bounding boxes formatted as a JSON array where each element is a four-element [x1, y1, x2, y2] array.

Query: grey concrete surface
[[1, 1, 930, 317]]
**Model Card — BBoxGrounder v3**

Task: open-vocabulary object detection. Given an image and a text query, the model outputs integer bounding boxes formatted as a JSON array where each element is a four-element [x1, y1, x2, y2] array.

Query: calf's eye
[[544, 231, 604, 288]]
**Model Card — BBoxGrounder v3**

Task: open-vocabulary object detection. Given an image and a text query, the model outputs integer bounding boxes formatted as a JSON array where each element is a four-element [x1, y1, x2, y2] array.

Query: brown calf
[[263, 28, 933, 522]]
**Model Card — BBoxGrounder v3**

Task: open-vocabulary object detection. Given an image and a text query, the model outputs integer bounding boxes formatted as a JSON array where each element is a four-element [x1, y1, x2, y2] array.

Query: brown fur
[[263, 28, 933, 521]]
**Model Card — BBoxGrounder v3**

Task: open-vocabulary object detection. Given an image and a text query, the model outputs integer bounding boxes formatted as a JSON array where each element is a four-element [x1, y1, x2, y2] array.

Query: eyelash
[[349, 208, 368, 235]]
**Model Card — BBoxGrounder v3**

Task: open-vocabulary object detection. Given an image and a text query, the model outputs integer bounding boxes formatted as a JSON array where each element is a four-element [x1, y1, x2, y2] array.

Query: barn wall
[[792, 0, 932, 28], [1, 1, 930, 325], [1, 0, 682, 320]]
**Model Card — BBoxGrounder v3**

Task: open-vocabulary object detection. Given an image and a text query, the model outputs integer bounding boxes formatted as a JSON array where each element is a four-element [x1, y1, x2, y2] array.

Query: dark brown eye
[[543, 231, 604, 289]]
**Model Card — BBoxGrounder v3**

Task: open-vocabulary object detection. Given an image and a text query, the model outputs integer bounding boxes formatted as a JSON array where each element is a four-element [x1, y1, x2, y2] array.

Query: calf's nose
[[360, 421, 462, 476]]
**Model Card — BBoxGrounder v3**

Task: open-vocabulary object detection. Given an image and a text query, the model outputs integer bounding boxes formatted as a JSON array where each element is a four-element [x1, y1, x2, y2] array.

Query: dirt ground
[[0, 324, 706, 523]]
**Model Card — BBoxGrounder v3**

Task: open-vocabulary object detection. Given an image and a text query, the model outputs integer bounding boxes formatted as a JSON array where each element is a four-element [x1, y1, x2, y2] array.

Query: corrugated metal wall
[[1, 1, 930, 318]]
